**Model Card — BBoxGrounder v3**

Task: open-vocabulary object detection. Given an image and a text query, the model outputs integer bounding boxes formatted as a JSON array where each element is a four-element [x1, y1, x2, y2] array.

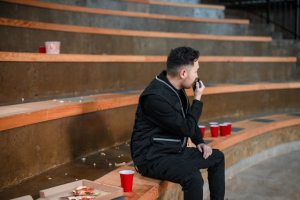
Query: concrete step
[[0, 142, 133, 200], [35, 0, 225, 19], [0, 18, 275, 56], [0, 82, 300, 191], [0, 111, 299, 199], [0, 1, 254, 36], [95, 114, 300, 200], [0, 52, 297, 106]]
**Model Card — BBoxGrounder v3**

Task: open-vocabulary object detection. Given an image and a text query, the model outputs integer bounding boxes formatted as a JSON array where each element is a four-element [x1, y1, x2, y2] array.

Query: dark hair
[[167, 46, 200, 75]]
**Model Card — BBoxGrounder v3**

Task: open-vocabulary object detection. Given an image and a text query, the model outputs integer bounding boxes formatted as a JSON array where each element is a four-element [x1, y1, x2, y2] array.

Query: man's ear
[[179, 68, 186, 79]]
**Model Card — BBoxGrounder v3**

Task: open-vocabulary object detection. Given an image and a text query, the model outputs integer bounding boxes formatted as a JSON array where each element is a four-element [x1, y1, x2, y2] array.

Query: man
[[131, 46, 225, 200]]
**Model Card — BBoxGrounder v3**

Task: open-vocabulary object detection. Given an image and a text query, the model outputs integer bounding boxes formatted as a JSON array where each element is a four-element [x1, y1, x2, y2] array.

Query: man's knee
[[213, 149, 224, 161], [181, 170, 203, 189]]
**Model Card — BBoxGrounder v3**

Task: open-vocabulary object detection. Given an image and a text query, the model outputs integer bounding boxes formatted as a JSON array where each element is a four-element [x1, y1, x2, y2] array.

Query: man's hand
[[197, 143, 212, 159], [194, 80, 205, 101]]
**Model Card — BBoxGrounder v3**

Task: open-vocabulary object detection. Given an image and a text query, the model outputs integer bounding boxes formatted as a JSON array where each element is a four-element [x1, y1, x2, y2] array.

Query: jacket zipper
[[153, 138, 181, 142], [155, 77, 187, 149]]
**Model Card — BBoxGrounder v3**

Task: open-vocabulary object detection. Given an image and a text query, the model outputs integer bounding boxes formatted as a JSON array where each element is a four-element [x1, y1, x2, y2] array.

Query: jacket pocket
[[146, 137, 182, 160], [152, 138, 181, 142]]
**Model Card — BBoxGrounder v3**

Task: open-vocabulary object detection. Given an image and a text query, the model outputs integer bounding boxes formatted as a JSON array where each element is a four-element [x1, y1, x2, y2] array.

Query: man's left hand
[[197, 143, 212, 159]]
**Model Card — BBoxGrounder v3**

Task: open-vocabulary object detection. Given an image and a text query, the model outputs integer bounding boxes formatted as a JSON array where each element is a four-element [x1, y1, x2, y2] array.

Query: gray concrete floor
[[224, 150, 300, 200]]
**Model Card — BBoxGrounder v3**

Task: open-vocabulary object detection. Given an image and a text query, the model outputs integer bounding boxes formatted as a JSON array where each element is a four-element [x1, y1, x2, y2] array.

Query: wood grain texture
[[0, 0, 248, 24], [120, 0, 225, 9], [0, 82, 300, 131], [0, 18, 271, 42], [0, 52, 296, 62]]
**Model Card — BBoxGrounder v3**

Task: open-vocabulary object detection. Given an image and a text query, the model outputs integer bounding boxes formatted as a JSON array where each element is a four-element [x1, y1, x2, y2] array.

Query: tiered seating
[[0, 0, 299, 199], [95, 113, 300, 199], [0, 52, 297, 105]]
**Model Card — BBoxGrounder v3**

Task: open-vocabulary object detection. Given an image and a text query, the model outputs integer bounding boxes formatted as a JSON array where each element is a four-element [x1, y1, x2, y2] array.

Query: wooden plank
[[185, 82, 300, 96], [120, 0, 225, 9], [0, 18, 272, 42], [214, 118, 300, 151], [0, 0, 248, 24], [0, 52, 167, 62], [0, 52, 296, 62], [0, 82, 300, 131]]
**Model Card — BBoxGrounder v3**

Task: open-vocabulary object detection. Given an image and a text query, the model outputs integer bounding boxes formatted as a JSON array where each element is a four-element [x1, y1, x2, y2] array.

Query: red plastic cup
[[219, 124, 227, 136], [224, 122, 232, 135], [39, 46, 46, 53], [198, 125, 205, 138], [210, 125, 219, 137], [119, 170, 134, 192]]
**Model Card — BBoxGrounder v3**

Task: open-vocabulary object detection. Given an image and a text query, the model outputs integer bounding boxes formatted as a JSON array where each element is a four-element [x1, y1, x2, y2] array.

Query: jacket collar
[[157, 70, 180, 94]]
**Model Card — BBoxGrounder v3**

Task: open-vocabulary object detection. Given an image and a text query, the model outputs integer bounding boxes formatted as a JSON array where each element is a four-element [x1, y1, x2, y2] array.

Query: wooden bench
[[0, 0, 248, 24], [1, 81, 300, 132], [1, 51, 296, 105], [120, 0, 225, 9], [94, 113, 300, 199], [0, 52, 296, 62], [0, 17, 271, 42]]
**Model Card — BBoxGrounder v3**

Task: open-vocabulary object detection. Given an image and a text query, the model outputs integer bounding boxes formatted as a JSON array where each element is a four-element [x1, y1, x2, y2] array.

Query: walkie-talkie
[[193, 79, 201, 91]]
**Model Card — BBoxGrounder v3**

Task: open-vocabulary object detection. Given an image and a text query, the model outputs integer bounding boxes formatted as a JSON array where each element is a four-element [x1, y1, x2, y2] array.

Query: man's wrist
[[198, 143, 205, 147], [194, 95, 202, 101]]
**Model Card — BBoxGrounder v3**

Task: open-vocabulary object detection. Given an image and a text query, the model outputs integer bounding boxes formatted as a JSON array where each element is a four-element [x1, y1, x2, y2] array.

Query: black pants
[[141, 148, 225, 200]]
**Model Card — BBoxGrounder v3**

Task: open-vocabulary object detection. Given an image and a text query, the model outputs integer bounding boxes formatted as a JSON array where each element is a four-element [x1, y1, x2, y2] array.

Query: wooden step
[[1, 88, 299, 191], [0, 111, 299, 198], [120, 0, 225, 9], [0, 18, 276, 56], [1, 82, 300, 132], [1, 52, 297, 106], [0, 52, 296, 62], [0, 17, 271, 42], [94, 112, 300, 199], [0, 0, 247, 24]]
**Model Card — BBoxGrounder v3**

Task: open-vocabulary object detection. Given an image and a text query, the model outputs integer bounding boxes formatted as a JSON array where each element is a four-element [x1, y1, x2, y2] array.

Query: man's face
[[181, 60, 199, 89]]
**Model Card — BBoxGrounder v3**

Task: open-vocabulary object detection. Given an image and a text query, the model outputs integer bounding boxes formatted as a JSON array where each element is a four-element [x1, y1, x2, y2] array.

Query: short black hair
[[167, 46, 200, 75]]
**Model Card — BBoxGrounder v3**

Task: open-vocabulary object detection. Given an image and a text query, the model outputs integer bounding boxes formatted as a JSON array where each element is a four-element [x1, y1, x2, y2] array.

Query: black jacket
[[131, 71, 204, 169]]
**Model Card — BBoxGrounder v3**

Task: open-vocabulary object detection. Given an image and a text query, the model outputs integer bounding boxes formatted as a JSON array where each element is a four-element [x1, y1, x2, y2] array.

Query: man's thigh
[[145, 155, 200, 185], [144, 148, 223, 183], [181, 147, 224, 169]]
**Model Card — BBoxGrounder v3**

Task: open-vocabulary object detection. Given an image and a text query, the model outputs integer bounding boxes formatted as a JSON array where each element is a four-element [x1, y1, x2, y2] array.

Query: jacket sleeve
[[141, 94, 204, 144], [188, 100, 205, 146]]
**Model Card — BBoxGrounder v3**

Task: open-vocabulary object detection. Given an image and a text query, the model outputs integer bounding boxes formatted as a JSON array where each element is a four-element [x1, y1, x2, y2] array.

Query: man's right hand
[[194, 80, 205, 101]]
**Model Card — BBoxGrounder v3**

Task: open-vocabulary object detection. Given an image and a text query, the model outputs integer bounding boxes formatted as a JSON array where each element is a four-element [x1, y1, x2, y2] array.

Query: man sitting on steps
[[131, 46, 225, 200]]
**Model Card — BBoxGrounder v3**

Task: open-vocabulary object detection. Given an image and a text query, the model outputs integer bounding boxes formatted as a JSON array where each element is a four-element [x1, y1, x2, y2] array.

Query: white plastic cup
[[45, 41, 61, 54]]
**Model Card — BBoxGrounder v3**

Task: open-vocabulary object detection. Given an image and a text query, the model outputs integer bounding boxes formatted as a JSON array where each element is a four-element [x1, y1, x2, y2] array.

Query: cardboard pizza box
[[39, 179, 123, 200], [11, 195, 34, 200]]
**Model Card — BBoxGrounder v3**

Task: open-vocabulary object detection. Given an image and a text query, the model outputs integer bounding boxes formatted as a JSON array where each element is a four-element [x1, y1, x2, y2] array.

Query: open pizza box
[[39, 179, 123, 200], [11, 195, 34, 200]]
